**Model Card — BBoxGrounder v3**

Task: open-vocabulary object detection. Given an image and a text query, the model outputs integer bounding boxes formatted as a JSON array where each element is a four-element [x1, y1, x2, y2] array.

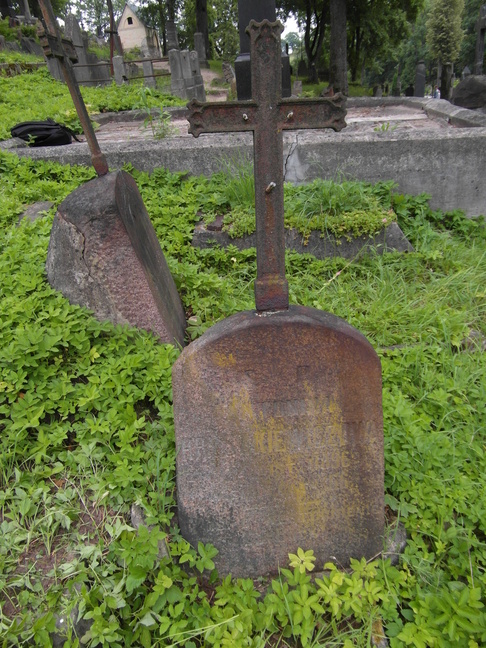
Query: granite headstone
[[46, 171, 186, 346]]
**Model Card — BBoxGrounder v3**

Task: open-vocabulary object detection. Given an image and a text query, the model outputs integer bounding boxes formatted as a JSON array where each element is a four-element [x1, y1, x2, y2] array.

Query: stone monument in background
[[166, 19, 179, 51], [169, 48, 206, 102], [194, 32, 209, 68], [46, 14, 110, 86], [414, 60, 426, 97], [173, 20, 384, 578]]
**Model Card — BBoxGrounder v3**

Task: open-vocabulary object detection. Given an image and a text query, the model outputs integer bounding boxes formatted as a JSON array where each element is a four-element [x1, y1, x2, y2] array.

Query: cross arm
[[278, 94, 347, 132], [187, 99, 258, 138]]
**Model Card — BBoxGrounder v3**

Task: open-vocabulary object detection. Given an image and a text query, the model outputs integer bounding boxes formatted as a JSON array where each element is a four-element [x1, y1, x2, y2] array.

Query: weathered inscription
[[174, 306, 384, 577]]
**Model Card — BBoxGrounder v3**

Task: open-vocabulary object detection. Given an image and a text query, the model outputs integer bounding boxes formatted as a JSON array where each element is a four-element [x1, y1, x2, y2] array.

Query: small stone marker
[[142, 59, 156, 88], [414, 61, 426, 98], [292, 79, 303, 96], [194, 32, 209, 68], [113, 55, 127, 85], [46, 171, 186, 346], [173, 20, 384, 578]]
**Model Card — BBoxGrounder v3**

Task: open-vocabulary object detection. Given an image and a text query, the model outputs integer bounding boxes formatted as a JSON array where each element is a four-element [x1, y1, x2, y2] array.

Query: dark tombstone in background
[[297, 59, 308, 78], [166, 20, 179, 51], [235, 0, 291, 100], [414, 60, 426, 97], [194, 32, 209, 68]]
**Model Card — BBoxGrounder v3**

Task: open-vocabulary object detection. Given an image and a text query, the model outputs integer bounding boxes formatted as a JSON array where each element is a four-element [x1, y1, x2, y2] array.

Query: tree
[[277, 0, 423, 85], [278, 0, 329, 82], [427, 0, 465, 97], [138, 0, 184, 53], [456, 0, 483, 71], [283, 31, 301, 53], [347, 0, 423, 83], [208, 0, 238, 59], [64, 0, 125, 37], [329, 0, 347, 93], [397, 10, 430, 89], [166, 0, 176, 22], [27, 0, 69, 21]]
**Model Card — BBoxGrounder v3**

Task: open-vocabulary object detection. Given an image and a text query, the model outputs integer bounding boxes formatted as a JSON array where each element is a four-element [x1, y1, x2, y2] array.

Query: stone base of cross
[[187, 20, 346, 312]]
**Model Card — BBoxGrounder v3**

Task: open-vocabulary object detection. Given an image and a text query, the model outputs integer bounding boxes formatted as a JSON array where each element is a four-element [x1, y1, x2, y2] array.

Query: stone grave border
[[5, 97, 486, 218]]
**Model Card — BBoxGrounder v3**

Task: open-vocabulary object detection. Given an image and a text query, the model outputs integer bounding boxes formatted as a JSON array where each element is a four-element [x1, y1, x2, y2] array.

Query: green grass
[[211, 160, 396, 240], [1, 148, 486, 646], [0, 67, 185, 140]]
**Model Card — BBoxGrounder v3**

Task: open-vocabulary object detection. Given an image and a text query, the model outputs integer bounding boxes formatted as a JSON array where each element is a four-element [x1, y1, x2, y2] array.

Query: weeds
[[1, 150, 486, 646], [136, 87, 178, 139]]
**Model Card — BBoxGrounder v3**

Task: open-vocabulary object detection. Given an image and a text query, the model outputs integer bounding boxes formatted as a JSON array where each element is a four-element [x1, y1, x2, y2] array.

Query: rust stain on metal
[[38, 0, 109, 177], [187, 20, 346, 312]]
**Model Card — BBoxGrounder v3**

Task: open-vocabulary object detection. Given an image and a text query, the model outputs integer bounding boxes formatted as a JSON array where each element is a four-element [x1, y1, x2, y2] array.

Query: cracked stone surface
[[46, 170, 186, 345]]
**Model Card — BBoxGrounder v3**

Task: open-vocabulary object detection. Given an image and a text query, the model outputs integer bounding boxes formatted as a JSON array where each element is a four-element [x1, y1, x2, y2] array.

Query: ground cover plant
[[209, 160, 396, 241], [1, 149, 486, 647], [0, 67, 185, 140]]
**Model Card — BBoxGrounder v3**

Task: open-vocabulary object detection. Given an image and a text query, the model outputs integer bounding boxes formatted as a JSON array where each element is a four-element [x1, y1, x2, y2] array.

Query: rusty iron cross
[[187, 20, 346, 312], [38, 0, 109, 176]]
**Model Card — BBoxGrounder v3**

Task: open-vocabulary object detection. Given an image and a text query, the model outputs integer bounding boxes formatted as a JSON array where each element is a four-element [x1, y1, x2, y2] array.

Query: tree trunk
[[349, 27, 361, 83], [303, 0, 328, 83], [329, 0, 347, 94], [167, 0, 175, 22], [158, 0, 166, 54], [196, 0, 209, 59]]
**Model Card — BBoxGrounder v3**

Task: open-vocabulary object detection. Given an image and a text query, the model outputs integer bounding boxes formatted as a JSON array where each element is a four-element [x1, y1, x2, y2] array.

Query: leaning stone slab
[[173, 306, 384, 577], [192, 221, 413, 259], [46, 170, 186, 346]]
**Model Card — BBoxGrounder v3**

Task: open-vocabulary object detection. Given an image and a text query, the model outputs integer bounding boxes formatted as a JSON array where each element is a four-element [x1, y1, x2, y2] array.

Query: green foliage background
[[0, 145, 486, 646], [426, 0, 465, 62]]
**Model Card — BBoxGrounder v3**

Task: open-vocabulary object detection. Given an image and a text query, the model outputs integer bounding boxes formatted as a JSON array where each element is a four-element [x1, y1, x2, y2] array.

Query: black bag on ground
[[10, 119, 80, 147]]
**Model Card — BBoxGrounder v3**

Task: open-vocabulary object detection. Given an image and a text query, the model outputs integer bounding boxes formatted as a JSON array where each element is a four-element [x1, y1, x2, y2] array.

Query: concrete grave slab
[[11, 97, 486, 218]]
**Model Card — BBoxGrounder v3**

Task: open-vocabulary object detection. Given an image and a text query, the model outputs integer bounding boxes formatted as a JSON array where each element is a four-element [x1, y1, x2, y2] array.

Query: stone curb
[[3, 98, 486, 218], [92, 105, 189, 125], [192, 221, 414, 259], [347, 96, 486, 128]]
